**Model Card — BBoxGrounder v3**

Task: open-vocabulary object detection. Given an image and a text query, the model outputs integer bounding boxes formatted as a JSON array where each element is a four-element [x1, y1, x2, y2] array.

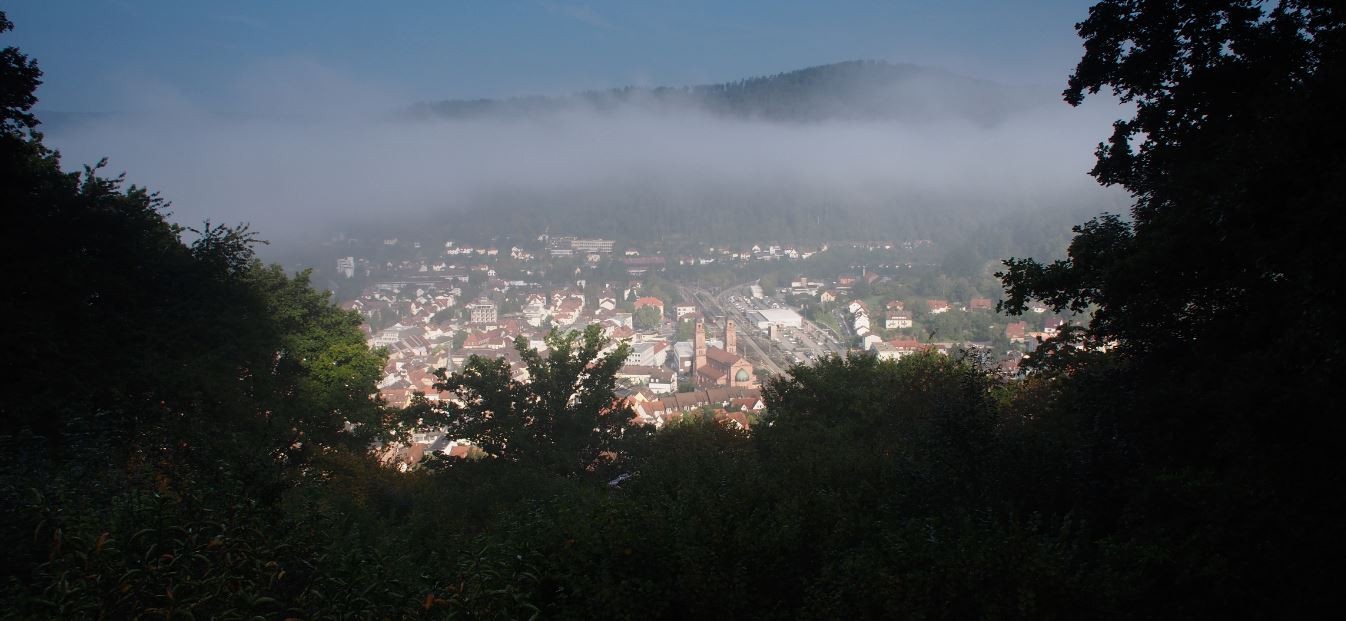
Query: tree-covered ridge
[[378, 60, 1116, 249], [417, 60, 1042, 125], [361, 181, 1113, 249]]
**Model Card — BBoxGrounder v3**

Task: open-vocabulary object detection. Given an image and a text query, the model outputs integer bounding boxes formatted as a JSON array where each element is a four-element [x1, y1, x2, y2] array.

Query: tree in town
[[430, 324, 638, 475], [675, 317, 697, 341], [633, 305, 663, 331]]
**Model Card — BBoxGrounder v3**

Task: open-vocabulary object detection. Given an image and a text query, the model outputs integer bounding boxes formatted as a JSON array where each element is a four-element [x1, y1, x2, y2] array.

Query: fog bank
[[39, 59, 1127, 248]]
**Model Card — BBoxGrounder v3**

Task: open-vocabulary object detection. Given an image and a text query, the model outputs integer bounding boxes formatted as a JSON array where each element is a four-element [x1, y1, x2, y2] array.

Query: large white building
[[672, 338, 724, 373], [336, 256, 355, 278], [468, 297, 498, 324], [628, 341, 669, 367], [572, 238, 615, 254], [751, 308, 804, 330], [871, 342, 902, 361]]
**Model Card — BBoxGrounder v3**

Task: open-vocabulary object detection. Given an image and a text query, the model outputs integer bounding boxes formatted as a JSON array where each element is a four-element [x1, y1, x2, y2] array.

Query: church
[[694, 317, 755, 388]]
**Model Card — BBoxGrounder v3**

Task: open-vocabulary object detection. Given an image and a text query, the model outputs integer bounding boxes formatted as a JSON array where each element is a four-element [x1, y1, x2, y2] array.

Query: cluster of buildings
[[339, 255, 764, 467], [545, 236, 616, 257], [335, 234, 1072, 469], [689, 318, 755, 389], [829, 288, 1070, 370], [715, 243, 826, 262], [628, 386, 764, 430], [1006, 315, 1067, 344], [354, 283, 648, 410]]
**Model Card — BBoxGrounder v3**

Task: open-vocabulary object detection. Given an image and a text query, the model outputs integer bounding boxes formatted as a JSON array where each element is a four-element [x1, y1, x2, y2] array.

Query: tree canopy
[[997, 1, 1346, 612], [1001, 0, 1345, 357], [632, 305, 663, 331], [1, 3, 386, 510], [428, 325, 637, 475]]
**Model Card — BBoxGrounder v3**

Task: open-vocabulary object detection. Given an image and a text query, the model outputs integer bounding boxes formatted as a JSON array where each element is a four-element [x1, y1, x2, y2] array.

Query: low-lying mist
[[38, 58, 1128, 253]]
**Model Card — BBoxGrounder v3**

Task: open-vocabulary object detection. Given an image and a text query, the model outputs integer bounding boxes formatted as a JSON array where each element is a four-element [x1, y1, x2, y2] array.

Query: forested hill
[[414, 60, 1041, 124], [359, 61, 1090, 250]]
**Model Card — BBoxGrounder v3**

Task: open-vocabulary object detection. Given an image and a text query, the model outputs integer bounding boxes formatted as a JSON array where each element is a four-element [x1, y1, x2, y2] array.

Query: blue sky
[[7, 0, 1096, 112]]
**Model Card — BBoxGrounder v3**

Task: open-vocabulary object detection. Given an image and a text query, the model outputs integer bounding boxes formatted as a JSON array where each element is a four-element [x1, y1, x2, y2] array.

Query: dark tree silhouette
[[1000, 0, 1345, 357], [998, 2, 1346, 614], [0, 13, 40, 134]]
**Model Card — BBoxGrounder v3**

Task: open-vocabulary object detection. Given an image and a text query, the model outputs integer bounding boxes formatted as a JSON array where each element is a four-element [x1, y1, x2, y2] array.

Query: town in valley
[[325, 232, 1070, 466]]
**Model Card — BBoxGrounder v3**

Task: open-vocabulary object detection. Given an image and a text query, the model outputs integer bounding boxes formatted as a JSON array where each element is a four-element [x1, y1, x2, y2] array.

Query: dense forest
[[355, 184, 1119, 249], [3, 2, 1344, 618]]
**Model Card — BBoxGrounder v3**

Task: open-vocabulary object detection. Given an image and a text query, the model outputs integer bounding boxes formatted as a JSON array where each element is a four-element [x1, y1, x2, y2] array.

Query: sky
[[7, 0, 1097, 112], [2, 1, 1123, 250]]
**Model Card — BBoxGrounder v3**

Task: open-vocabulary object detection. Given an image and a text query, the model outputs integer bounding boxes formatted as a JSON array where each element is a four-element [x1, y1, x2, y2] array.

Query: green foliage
[[426, 354, 1101, 618], [0, 442, 568, 620], [1001, 1, 1345, 357], [760, 352, 1005, 515], [1, 13, 388, 488], [674, 317, 696, 342], [756, 273, 779, 293], [451, 327, 470, 350], [632, 305, 663, 331], [0, 13, 40, 135], [429, 325, 639, 475], [994, 1, 1346, 613]]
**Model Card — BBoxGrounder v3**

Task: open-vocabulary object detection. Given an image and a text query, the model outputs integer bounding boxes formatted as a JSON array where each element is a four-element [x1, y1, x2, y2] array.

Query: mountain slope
[[415, 60, 1043, 125]]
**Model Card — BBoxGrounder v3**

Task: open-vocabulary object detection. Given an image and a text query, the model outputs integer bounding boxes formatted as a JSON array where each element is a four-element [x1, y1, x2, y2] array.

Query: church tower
[[725, 318, 737, 355], [694, 318, 707, 371]]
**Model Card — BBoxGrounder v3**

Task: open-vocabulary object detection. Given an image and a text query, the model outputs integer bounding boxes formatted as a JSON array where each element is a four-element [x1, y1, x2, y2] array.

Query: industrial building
[[751, 308, 804, 330]]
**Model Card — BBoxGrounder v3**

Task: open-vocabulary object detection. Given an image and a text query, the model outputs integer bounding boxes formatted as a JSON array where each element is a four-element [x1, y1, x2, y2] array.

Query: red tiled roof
[[704, 346, 742, 366], [886, 338, 925, 350], [696, 365, 727, 381], [729, 397, 762, 411], [714, 410, 752, 429]]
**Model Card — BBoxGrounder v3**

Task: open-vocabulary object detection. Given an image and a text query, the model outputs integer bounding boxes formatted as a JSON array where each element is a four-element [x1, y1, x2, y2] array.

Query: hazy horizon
[[6, 1, 1125, 251]]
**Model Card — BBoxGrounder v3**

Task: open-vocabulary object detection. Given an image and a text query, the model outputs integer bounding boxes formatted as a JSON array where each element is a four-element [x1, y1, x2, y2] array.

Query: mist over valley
[[39, 60, 1126, 258]]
